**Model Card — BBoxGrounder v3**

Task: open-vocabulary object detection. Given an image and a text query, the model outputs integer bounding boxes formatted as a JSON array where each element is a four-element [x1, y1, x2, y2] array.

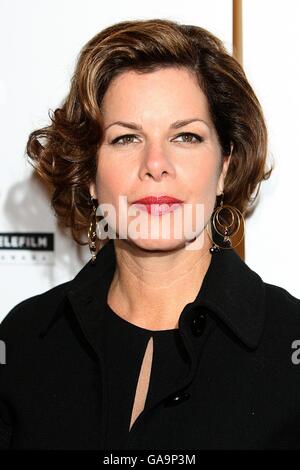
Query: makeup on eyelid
[[109, 132, 204, 146]]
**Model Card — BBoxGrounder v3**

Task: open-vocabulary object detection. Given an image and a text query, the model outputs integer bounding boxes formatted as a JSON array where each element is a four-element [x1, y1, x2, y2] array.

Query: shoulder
[[261, 281, 300, 348], [264, 281, 300, 317], [0, 282, 75, 449], [0, 281, 72, 339]]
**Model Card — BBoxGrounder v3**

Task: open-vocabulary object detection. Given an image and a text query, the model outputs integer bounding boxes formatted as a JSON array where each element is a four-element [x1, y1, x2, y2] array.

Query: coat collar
[[39, 238, 266, 350]]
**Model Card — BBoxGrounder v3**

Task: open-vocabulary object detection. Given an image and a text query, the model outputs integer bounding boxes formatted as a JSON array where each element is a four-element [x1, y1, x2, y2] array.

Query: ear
[[89, 182, 97, 200], [217, 144, 233, 195]]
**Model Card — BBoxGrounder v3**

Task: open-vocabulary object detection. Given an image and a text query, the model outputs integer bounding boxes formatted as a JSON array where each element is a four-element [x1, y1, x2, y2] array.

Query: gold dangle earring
[[206, 191, 245, 253], [88, 196, 98, 264]]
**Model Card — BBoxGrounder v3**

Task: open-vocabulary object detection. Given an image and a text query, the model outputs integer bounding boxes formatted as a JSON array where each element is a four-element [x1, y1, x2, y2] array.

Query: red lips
[[132, 195, 183, 204]]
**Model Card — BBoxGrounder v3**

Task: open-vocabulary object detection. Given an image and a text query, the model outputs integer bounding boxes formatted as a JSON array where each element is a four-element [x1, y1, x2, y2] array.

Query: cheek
[[186, 160, 219, 201], [96, 160, 127, 202]]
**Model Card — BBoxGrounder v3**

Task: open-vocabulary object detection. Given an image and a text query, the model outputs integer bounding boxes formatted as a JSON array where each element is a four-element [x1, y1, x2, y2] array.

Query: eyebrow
[[103, 118, 210, 131]]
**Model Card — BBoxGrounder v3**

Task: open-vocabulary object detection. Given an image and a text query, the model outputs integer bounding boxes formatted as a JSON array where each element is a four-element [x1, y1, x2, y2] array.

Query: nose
[[138, 142, 176, 181]]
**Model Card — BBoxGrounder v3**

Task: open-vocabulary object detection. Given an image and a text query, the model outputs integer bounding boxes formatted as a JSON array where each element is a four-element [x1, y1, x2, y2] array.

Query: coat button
[[190, 310, 207, 337], [163, 391, 190, 407]]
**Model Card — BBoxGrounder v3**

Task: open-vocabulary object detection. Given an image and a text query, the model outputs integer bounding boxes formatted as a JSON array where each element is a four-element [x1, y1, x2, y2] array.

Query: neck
[[107, 234, 212, 331]]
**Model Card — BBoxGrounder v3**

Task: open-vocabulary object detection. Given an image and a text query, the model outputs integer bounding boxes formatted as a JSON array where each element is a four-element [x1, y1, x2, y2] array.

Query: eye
[[110, 132, 203, 146], [173, 132, 203, 144], [110, 134, 140, 145]]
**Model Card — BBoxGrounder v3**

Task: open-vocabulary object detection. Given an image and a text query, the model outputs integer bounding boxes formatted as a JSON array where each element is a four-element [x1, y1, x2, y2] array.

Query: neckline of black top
[[104, 301, 181, 337]]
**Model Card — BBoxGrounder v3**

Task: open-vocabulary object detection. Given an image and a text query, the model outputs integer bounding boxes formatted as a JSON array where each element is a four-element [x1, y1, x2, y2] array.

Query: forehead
[[100, 67, 212, 123]]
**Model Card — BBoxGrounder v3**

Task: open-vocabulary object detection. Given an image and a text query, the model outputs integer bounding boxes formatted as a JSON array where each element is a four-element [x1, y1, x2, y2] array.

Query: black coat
[[1, 238, 300, 450]]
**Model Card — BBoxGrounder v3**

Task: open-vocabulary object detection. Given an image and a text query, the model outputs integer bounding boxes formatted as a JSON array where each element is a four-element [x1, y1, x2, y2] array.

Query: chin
[[126, 236, 190, 253]]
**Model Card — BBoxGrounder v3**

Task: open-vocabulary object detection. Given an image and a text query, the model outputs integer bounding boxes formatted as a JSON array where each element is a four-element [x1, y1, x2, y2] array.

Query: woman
[[1, 18, 300, 450]]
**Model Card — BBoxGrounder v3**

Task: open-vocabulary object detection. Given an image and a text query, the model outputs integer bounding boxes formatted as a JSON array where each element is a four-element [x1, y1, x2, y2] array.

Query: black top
[[2, 239, 300, 449], [96, 291, 189, 449]]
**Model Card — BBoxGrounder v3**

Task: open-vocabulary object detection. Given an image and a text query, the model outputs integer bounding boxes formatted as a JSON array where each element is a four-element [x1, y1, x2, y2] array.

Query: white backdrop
[[1, 0, 298, 320], [243, 0, 300, 297]]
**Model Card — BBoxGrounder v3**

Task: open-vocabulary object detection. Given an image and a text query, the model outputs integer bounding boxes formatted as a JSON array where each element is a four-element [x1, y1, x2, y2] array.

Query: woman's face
[[90, 67, 231, 251]]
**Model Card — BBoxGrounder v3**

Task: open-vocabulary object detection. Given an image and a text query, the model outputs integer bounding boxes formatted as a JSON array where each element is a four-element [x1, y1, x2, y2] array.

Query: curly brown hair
[[25, 18, 273, 248]]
